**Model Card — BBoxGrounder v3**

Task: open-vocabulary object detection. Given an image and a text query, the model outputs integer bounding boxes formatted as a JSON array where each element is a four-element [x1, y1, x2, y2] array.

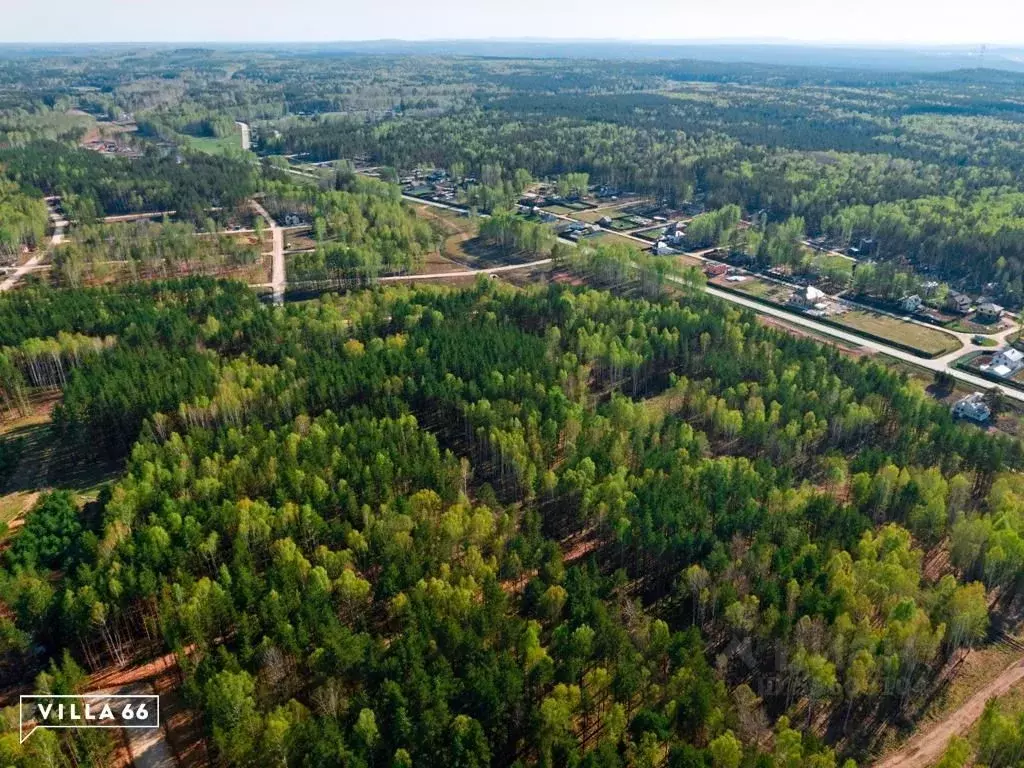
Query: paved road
[[1, 201, 65, 292], [699, 283, 1024, 403], [250, 200, 285, 305], [409, 192, 1024, 401], [236, 121, 251, 151], [278, 181, 1024, 402], [873, 654, 1024, 768]]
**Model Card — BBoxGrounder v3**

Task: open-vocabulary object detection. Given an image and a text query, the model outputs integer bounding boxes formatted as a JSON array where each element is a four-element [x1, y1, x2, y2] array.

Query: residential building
[[986, 347, 1024, 378], [977, 302, 1004, 321], [789, 285, 827, 309], [947, 292, 972, 314], [952, 393, 991, 423], [667, 229, 688, 246]]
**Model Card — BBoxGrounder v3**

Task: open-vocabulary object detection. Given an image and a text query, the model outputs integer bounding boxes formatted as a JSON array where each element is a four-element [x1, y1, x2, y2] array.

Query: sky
[[2, 0, 1023, 45]]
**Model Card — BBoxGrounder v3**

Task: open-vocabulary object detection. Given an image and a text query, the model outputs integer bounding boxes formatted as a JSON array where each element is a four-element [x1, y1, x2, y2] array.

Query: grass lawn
[[542, 205, 576, 216], [947, 317, 1006, 335], [725, 276, 792, 302], [635, 226, 668, 241], [607, 219, 637, 231], [836, 310, 961, 356], [809, 252, 854, 277], [585, 232, 644, 249], [181, 132, 250, 157], [573, 209, 622, 224]]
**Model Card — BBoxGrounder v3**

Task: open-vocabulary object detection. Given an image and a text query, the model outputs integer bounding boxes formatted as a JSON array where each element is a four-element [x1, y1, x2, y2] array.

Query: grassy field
[[836, 310, 962, 356], [809, 251, 855, 274], [676, 253, 706, 269], [410, 204, 524, 270], [585, 231, 644, 249], [947, 317, 1007, 335], [724, 276, 793, 302], [635, 226, 668, 241], [181, 132, 249, 157], [541, 204, 576, 216], [572, 208, 622, 224]]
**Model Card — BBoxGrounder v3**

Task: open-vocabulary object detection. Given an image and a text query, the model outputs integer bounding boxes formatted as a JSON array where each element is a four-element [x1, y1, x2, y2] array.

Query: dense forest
[[0, 141, 255, 225], [0, 261, 1021, 766], [0, 176, 48, 260], [2, 46, 1024, 767]]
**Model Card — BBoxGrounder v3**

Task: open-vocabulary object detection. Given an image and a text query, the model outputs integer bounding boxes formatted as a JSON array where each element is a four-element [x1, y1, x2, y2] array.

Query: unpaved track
[[250, 200, 284, 304], [873, 654, 1024, 768], [1, 200, 65, 292]]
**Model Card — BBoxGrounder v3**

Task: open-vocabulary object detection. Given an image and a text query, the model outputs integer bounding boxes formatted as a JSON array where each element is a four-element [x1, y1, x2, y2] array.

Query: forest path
[[872, 653, 1024, 768], [1, 199, 65, 292], [250, 199, 284, 304], [118, 681, 175, 768]]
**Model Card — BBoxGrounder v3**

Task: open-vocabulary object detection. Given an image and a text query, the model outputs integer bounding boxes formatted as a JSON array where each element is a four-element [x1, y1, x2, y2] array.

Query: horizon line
[[0, 37, 1022, 48]]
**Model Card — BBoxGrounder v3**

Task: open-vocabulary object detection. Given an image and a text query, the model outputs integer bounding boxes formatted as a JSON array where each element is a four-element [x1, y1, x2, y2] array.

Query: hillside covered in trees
[[0, 141, 255, 226], [0, 267, 1021, 767], [3, 45, 1024, 768]]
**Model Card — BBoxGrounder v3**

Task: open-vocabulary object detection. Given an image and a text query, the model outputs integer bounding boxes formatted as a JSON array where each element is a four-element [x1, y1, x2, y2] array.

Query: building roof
[[953, 394, 991, 421], [1000, 347, 1024, 363], [806, 286, 826, 301], [979, 302, 1004, 314]]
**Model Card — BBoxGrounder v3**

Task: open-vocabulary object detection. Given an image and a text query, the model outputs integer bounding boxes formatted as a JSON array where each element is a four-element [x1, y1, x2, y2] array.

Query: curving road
[[873, 654, 1024, 768]]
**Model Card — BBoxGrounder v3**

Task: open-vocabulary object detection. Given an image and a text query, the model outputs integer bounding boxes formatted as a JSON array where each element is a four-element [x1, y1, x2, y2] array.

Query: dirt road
[[250, 200, 284, 304], [1, 200, 65, 292], [873, 654, 1024, 768]]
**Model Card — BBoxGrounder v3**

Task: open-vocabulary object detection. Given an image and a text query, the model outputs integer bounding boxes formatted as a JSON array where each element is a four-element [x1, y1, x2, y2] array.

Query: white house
[[789, 286, 827, 309], [986, 347, 1024, 378], [952, 393, 991, 423]]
